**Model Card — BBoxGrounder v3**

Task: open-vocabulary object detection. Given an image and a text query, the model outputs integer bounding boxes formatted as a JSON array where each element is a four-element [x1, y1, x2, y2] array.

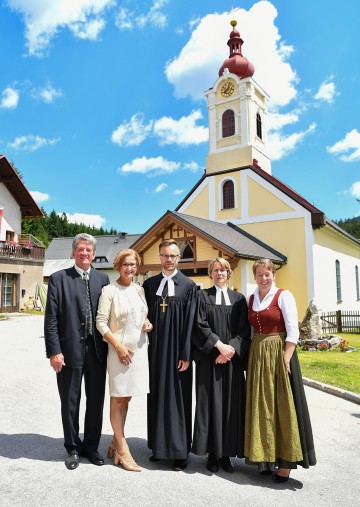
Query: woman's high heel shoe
[[107, 444, 116, 459], [114, 450, 141, 472]]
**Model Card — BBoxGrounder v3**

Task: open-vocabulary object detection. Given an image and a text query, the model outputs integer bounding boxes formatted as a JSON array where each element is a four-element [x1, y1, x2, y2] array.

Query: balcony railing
[[0, 241, 45, 261]]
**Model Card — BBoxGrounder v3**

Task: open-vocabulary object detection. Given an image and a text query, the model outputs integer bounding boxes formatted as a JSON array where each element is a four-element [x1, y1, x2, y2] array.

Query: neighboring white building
[[0, 155, 45, 312]]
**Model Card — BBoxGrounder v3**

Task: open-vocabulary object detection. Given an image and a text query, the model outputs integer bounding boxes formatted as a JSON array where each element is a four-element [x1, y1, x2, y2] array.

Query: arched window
[[356, 265, 360, 300], [223, 180, 235, 209], [222, 109, 235, 138], [335, 260, 342, 303], [256, 112, 262, 139]]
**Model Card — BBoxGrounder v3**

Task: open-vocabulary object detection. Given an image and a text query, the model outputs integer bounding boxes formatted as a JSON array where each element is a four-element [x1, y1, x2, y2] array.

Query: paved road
[[1, 315, 359, 507]]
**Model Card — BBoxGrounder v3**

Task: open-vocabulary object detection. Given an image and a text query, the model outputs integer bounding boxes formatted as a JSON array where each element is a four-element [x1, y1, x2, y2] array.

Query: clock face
[[220, 81, 235, 97]]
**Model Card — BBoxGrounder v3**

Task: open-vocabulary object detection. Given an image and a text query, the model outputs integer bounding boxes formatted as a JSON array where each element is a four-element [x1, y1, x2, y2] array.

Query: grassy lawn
[[298, 333, 360, 395]]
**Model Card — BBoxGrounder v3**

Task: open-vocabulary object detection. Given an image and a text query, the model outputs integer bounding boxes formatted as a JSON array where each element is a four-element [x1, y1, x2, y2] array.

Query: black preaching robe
[[143, 271, 197, 460], [192, 286, 251, 458]]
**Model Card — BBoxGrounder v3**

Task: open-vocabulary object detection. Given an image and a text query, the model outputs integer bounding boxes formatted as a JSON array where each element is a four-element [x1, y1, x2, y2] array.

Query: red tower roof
[[219, 20, 254, 79]]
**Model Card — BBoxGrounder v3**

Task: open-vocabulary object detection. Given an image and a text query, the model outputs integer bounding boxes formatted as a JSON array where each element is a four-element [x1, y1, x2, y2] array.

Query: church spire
[[218, 19, 254, 79]]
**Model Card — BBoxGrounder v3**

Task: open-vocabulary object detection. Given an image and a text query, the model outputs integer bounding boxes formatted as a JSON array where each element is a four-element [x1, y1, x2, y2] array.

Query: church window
[[222, 109, 235, 138], [256, 112, 262, 139], [335, 260, 342, 303], [223, 180, 235, 209], [356, 265, 360, 300]]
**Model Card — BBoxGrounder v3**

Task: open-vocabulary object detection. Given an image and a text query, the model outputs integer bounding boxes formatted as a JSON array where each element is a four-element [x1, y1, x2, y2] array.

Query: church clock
[[220, 81, 235, 97]]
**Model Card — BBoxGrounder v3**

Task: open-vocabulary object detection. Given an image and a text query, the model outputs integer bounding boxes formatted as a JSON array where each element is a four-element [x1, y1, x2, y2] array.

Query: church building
[[132, 19, 360, 319]]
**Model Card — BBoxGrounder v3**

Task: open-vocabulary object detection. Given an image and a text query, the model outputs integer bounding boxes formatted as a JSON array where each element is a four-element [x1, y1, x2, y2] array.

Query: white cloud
[[60, 212, 106, 228], [31, 83, 63, 103], [0, 87, 19, 109], [155, 183, 168, 193], [349, 182, 360, 200], [165, 3, 297, 107], [115, 0, 169, 31], [269, 123, 316, 161], [6, 0, 115, 56], [30, 190, 50, 203], [71, 17, 105, 39], [153, 110, 208, 146], [183, 161, 201, 172], [327, 129, 360, 162], [9, 134, 60, 152], [111, 113, 153, 147], [268, 111, 299, 132], [118, 156, 180, 176], [173, 189, 185, 195], [315, 77, 337, 103]]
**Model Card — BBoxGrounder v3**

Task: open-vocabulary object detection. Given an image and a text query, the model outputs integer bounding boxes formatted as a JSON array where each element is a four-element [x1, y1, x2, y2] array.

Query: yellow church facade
[[132, 20, 360, 320]]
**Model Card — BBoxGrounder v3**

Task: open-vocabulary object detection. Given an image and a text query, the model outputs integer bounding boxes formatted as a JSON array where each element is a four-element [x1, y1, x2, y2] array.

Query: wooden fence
[[320, 310, 360, 334]]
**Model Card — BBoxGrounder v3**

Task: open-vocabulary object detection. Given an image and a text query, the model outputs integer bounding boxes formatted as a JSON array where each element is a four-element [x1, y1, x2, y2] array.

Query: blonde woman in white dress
[[96, 249, 152, 472]]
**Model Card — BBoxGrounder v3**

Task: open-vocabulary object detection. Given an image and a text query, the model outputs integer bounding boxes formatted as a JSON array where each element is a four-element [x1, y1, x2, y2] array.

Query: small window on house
[[222, 109, 235, 138], [356, 265, 360, 300], [335, 260, 342, 303], [256, 112, 262, 139], [223, 180, 235, 209]]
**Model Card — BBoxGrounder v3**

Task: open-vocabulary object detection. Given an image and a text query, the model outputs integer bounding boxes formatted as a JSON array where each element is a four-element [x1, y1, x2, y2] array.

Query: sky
[[1, 0, 360, 234]]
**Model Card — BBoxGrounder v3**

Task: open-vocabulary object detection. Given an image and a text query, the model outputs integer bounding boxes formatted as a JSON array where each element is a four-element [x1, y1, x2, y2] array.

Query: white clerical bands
[[156, 276, 175, 297], [215, 287, 231, 306]]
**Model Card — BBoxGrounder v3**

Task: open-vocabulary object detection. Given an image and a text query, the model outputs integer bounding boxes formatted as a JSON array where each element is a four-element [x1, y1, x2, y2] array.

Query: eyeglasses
[[212, 269, 227, 273], [121, 263, 137, 269], [159, 254, 179, 260]]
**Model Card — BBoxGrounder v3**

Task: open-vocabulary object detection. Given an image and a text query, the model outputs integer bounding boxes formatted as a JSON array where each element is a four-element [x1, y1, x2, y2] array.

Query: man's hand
[[178, 360, 189, 372], [50, 353, 65, 373]]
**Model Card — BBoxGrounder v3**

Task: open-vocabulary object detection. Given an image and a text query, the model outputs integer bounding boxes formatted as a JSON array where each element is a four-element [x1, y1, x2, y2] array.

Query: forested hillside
[[22, 209, 121, 247]]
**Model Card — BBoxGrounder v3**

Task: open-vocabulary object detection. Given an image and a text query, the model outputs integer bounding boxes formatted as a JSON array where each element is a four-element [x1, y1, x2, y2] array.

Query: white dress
[[96, 281, 149, 397]]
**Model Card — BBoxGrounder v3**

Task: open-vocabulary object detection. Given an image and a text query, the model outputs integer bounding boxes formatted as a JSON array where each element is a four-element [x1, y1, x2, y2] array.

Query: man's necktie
[[83, 272, 93, 336]]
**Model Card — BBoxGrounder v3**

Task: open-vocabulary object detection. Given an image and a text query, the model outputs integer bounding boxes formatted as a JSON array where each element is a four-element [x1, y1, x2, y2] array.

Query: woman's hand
[[142, 319, 153, 332], [215, 354, 228, 364], [116, 344, 134, 365], [283, 342, 296, 374]]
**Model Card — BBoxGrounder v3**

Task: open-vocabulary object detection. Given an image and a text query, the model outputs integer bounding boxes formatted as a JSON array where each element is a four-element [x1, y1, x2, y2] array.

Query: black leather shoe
[[206, 453, 219, 473], [172, 458, 188, 471], [81, 450, 105, 466], [274, 473, 290, 483], [149, 455, 161, 462], [65, 452, 80, 470], [219, 457, 235, 473]]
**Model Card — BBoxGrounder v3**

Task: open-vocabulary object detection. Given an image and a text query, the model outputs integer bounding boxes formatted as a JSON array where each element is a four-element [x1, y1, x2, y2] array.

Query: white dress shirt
[[214, 284, 231, 305], [249, 283, 299, 344]]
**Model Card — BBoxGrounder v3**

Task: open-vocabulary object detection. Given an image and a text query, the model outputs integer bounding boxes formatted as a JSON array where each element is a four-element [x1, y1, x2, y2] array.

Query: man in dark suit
[[45, 233, 110, 470]]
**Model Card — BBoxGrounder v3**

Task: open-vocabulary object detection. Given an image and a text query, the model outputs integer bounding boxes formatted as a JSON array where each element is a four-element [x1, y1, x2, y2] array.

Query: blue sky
[[1, 0, 359, 234]]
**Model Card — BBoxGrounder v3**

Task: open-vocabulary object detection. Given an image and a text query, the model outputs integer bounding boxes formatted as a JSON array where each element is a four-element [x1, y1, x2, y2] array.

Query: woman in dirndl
[[244, 258, 316, 483]]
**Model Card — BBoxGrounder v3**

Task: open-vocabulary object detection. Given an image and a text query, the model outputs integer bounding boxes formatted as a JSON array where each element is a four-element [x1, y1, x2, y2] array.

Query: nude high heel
[[114, 450, 141, 472]]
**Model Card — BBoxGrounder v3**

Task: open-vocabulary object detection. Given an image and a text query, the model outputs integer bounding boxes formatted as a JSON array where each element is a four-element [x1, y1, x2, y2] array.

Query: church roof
[[172, 211, 286, 263], [131, 209, 286, 265], [0, 155, 44, 219]]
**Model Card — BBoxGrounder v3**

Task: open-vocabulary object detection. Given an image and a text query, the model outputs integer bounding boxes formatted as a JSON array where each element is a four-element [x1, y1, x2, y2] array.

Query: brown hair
[[113, 249, 140, 272], [208, 257, 232, 280], [252, 258, 276, 277], [158, 239, 179, 252]]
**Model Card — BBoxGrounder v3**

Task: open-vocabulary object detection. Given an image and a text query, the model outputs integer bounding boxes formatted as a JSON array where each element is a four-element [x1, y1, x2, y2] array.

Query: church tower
[[205, 20, 271, 175]]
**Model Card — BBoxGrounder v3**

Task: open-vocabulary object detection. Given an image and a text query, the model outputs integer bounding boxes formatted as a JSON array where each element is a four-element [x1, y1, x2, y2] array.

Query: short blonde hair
[[252, 258, 276, 277], [113, 249, 140, 272], [208, 257, 232, 280]]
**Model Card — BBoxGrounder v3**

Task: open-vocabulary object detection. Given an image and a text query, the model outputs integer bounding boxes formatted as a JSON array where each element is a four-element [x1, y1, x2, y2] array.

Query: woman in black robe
[[192, 257, 251, 473]]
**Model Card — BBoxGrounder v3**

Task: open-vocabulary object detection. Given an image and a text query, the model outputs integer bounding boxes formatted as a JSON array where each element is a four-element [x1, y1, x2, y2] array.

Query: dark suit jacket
[[44, 266, 110, 368]]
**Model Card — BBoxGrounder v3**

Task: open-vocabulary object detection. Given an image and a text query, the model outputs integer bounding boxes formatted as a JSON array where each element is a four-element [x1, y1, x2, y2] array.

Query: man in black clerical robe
[[143, 239, 197, 471]]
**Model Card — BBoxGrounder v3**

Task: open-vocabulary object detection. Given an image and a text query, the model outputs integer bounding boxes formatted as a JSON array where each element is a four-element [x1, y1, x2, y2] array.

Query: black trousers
[[56, 336, 107, 454]]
